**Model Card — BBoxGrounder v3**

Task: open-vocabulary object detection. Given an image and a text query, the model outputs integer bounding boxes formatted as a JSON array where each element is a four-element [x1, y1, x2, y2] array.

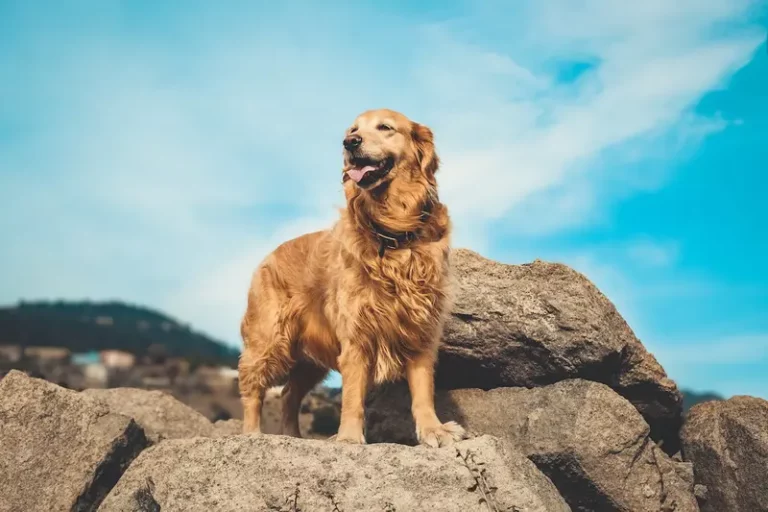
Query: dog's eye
[[350, 127, 358, 134], [377, 124, 394, 132]]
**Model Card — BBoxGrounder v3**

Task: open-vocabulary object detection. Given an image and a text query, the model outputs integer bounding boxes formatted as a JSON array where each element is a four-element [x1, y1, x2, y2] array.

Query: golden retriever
[[238, 108, 465, 446]]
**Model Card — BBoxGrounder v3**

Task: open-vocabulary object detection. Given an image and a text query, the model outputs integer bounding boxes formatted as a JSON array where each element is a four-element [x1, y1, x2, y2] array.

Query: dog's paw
[[417, 421, 467, 448], [331, 430, 367, 445]]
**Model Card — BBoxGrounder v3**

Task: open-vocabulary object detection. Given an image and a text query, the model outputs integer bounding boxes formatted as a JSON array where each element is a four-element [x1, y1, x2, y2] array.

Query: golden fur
[[238, 109, 465, 446]]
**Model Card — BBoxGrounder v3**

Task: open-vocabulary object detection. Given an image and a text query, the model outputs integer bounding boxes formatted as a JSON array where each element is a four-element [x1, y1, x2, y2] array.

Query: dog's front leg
[[406, 348, 467, 448], [335, 343, 370, 444]]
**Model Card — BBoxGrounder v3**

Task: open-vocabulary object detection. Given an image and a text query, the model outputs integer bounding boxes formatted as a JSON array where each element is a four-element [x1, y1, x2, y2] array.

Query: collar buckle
[[372, 196, 436, 257], [378, 232, 400, 249]]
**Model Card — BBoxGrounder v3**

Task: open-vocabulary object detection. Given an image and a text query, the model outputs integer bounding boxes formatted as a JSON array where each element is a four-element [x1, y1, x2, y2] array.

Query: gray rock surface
[[681, 395, 768, 512], [438, 249, 683, 451], [99, 434, 570, 512], [366, 379, 698, 512], [0, 371, 147, 512], [83, 387, 214, 443], [212, 418, 244, 437]]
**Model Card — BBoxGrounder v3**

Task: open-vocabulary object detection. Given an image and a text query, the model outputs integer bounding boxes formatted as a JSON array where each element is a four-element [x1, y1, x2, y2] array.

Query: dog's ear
[[412, 122, 439, 181]]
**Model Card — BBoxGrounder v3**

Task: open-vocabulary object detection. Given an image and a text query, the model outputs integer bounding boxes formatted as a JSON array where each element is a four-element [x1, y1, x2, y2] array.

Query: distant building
[[163, 357, 191, 383], [142, 375, 171, 388], [0, 345, 22, 363], [94, 316, 114, 326], [72, 351, 101, 366], [194, 365, 239, 394], [100, 350, 135, 368], [172, 358, 191, 376], [83, 363, 108, 388], [218, 367, 239, 380], [24, 346, 71, 362]]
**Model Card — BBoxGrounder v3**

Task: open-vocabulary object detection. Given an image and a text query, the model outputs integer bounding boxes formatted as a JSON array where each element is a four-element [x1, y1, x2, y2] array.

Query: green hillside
[[0, 301, 240, 367]]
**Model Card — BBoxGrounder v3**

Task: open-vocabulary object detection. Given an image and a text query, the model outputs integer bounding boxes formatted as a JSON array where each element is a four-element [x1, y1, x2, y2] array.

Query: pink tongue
[[347, 165, 377, 183]]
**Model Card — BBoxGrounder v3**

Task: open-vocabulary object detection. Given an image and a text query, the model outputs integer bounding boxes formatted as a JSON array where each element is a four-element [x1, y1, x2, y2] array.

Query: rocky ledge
[[1, 250, 765, 511]]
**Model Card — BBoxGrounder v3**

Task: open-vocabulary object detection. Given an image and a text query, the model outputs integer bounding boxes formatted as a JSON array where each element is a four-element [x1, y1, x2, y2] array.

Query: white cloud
[[0, 0, 764, 349], [423, 2, 764, 225]]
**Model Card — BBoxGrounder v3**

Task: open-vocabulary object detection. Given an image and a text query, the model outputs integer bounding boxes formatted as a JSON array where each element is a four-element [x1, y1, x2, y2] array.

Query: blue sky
[[1, 1, 766, 397]]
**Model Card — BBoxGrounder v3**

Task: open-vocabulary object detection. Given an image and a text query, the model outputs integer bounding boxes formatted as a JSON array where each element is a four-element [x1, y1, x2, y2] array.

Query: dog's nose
[[343, 134, 362, 150]]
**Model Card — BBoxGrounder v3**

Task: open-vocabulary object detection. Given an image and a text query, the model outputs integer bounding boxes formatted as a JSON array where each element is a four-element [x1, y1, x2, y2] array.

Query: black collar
[[370, 199, 435, 257]]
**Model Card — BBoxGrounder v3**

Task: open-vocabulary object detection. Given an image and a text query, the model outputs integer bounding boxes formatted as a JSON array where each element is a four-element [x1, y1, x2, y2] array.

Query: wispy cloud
[[427, 2, 763, 224], [0, 1, 764, 350]]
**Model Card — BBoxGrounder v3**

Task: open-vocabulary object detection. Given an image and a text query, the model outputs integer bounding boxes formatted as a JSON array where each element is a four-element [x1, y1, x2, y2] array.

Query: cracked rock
[[681, 396, 768, 511], [0, 370, 148, 512], [439, 249, 683, 451], [366, 379, 698, 512], [99, 435, 569, 512], [83, 388, 215, 443]]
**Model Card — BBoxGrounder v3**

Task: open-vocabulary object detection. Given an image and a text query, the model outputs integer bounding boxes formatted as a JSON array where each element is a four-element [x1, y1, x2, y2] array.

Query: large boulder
[[83, 388, 215, 443], [439, 249, 683, 451], [366, 379, 698, 512], [681, 396, 768, 512], [0, 371, 147, 512], [99, 434, 570, 512]]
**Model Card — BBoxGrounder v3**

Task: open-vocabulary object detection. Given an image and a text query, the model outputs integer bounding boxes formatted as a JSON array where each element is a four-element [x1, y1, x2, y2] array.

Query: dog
[[238, 109, 466, 447]]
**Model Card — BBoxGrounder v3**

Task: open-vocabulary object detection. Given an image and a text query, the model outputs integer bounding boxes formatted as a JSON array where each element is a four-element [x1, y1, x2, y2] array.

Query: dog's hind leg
[[238, 336, 294, 434], [280, 361, 328, 437]]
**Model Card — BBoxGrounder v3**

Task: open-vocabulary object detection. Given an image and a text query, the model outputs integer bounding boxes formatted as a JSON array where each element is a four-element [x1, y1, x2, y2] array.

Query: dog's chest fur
[[341, 245, 451, 383]]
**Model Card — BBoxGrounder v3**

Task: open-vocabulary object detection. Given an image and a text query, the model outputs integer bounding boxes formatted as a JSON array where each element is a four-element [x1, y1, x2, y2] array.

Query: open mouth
[[345, 156, 395, 187]]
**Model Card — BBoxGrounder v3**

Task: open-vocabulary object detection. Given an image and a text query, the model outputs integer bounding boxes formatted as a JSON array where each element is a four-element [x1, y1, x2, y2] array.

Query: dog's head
[[342, 109, 439, 190]]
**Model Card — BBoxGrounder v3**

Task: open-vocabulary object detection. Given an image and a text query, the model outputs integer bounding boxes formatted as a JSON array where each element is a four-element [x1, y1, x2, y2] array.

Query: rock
[[694, 484, 708, 504], [189, 390, 338, 440], [212, 419, 243, 437], [681, 396, 768, 512], [311, 404, 341, 436], [100, 434, 569, 512], [83, 388, 215, 443], [366, 379, 698, 512], [439, 249, 683, 451], [0, 370, 147, 512]]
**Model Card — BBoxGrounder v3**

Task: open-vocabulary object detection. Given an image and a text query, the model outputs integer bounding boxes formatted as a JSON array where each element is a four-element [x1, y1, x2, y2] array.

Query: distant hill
[[0, 301, 240, 367], [681, 389, 723, 412]]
